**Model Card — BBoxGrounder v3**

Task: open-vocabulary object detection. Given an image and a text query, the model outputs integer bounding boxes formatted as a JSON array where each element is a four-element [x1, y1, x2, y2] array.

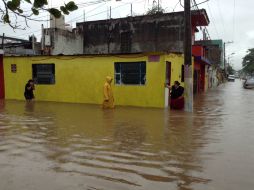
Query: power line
[[206, 1, 220, 39], [173, 0, 181, 12], [192, 0, 211, 40], [8, 0, 145, 38], [233, 0, 236, 42], [0, 0, 109, 28], [215, 0, 226, 38]]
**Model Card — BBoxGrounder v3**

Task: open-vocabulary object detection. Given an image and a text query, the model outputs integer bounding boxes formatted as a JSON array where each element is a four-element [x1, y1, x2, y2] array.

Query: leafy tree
[[146, 1, 165, 15], [242, 48, 254, 75], [227, 64, 235, 75], [0, 0, 78, 29]]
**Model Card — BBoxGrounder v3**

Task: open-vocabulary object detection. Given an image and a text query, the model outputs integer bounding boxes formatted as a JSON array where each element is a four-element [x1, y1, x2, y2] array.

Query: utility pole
[[184, 0, 193, 112], [224, 41, 233, 76], [131, 4, 133, 16], [110, 6, 112, 19], [224, 42, 226, 75], [32, 35, 35, 55]]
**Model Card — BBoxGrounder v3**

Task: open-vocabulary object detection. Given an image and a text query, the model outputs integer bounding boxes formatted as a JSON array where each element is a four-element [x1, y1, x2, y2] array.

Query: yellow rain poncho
[[103, 76, 114, 109]]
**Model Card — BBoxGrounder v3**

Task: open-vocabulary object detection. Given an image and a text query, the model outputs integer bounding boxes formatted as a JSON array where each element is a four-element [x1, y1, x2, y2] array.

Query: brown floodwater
[[0, 80, 253, 190]]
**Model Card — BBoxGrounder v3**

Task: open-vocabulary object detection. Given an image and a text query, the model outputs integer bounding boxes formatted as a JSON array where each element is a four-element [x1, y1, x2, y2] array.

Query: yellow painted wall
[[4, 54, 185, 108], [165, 54, 185, 86]]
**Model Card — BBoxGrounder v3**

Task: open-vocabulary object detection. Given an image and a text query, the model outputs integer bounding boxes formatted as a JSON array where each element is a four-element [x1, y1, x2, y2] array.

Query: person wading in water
[[166, 81, 184, 110], [102, 76, 114, 109], [24, 79, 35, 101]]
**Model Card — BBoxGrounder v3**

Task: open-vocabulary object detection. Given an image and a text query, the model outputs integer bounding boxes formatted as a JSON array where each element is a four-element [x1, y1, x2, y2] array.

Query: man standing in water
[[166, 81, 184, 110], [103, 76, 114, 109], [24, 79, 35, 101]]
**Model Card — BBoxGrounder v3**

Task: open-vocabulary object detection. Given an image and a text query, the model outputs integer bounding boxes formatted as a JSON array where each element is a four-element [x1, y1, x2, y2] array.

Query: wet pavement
[[0, 80, 253, 190]]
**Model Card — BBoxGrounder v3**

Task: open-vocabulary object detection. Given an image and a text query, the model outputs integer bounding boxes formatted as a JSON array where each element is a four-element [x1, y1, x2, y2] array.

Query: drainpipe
[[41, 24, 44, 55], [32, 35, 35, 55]]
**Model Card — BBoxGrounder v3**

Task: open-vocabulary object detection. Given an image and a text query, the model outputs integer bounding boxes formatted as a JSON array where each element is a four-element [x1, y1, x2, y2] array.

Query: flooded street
[[0, 80, 253, 190]]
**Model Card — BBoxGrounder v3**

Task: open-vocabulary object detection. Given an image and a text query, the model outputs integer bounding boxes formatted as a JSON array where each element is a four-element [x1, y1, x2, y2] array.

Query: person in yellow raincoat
[[103, 76, 114, 109]]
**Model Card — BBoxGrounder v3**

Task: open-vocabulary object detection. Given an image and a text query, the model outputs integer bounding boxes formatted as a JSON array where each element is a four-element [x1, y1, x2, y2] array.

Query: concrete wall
[[3, 53, 185, 108], [207, 66, 219, 88], [45, 29, 83, 55], [77, 13, 184, 54]]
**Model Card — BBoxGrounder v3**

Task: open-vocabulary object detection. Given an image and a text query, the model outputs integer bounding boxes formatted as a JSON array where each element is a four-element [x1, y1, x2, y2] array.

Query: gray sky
[[0, 0, 252, 70]]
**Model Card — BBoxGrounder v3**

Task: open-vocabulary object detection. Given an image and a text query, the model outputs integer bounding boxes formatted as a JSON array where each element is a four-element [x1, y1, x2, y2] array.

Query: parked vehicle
[[228, 75, 235, 82], [243, 78, 254, 89]]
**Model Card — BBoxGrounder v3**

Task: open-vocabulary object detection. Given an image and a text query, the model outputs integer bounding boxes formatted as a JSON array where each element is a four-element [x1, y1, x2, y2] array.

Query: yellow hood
[[106, 76, 113, 84]]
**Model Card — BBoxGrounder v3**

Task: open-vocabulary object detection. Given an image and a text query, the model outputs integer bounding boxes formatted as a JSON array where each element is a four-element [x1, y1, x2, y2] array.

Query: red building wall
[[192, 45, 204, 57]]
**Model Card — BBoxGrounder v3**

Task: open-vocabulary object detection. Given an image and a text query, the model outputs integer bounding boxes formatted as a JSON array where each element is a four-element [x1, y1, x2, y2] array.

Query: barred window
[[115, 62, 146, 85], [32, 64, 55, 84]]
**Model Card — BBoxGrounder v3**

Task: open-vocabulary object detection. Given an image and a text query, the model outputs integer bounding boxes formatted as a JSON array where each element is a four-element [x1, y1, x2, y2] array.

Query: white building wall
[[51, 32, 83, 55], [208, 66, 219, 88]]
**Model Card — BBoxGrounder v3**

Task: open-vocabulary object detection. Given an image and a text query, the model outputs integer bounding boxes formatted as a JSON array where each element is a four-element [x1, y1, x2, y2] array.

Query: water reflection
[[0, 80, 254, 190]]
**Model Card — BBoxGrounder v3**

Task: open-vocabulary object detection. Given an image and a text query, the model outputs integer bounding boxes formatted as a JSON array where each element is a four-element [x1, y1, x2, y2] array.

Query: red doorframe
[[0, 54, 5, 99], [166, 61, 171, 86]]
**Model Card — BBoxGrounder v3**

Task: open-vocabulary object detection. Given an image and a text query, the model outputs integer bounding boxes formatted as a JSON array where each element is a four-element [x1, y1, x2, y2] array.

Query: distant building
[[195, 39, 224, 69], [192, 45, 211, 93], [0, 35, 41, 56], [41, 16, 83, 55], [195, 39, 225, 88]]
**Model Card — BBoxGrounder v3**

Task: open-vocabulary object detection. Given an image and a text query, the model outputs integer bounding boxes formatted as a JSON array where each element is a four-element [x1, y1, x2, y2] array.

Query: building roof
[[0, 35, 29, 43], [3, 51, 183, 58], [191, 9, 210, 26], [77, 9, 209, 27]]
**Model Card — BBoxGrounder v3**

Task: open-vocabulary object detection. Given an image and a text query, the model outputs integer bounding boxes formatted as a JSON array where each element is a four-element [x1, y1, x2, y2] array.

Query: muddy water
[[0, 80, 253, 190]]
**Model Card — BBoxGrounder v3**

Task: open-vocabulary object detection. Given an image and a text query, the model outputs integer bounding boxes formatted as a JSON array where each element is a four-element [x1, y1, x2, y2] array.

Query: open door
[[165, 61, 171, 107], [0, 54, 5, 99]]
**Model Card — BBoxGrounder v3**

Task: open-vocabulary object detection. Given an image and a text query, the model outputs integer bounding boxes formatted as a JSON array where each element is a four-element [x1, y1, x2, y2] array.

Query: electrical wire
[[0, 0, 110, 28], [179, 0, 184, 8], [233, 0, 236, 42], [215, 0, 226, 38], [173, 0, 181, 12], [5, 0, 145, 39], [192, 0, 211, 40], [206, 1, 220, 39]]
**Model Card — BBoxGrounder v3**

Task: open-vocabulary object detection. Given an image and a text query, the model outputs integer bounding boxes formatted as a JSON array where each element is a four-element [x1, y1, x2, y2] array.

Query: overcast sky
[[0, 0, 252, 70]]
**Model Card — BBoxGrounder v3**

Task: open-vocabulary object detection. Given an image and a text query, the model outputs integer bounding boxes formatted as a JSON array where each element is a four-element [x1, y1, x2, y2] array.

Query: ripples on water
[[0, 80, 254, 190]]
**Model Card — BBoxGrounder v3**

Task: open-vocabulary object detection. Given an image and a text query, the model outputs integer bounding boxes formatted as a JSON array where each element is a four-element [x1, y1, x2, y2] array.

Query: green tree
[[146, 1, 165, 15], [242, 48, 254, 75], [0, 0, 78, 29], [227, 64, 235, 75]]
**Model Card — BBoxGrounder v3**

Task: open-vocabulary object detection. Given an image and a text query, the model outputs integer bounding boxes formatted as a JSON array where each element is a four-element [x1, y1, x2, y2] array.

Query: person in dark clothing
[[166, 81, 184, 109], [24, 79, 35, 100]]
